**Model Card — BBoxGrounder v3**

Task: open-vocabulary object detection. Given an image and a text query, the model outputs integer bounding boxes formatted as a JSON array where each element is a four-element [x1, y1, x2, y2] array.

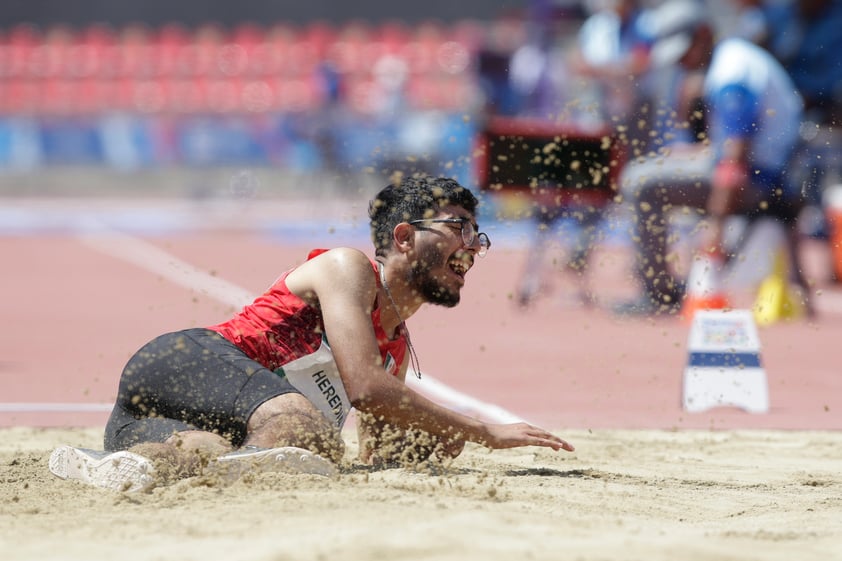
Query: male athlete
[[49, 176, 574, 492]]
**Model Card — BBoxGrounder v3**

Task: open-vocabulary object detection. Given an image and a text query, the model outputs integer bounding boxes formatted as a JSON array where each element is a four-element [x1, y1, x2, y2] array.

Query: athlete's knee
[[246, 394, 344, 463], [164, 430, 232, 456], [249, 393, 317, 426]]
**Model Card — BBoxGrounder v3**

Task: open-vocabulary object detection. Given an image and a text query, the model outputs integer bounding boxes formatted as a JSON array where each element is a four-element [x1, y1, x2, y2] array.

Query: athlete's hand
[[481, 422, 574, 452], [434, 434, 467, 460]]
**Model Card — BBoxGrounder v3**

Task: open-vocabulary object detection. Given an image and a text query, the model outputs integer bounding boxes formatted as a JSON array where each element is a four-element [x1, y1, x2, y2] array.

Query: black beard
[[409, 246, 461, 308]]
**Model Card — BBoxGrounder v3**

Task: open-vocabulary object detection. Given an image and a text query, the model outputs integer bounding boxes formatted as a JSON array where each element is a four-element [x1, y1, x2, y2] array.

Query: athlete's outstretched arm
[[286, 248, 573, 453]]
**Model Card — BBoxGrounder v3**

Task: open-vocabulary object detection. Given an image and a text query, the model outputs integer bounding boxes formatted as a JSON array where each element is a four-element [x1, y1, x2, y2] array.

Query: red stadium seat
[[187, 23, 227, 77], [274, 77, 321, 113], [215, 42, 249, 78], [0, 19, 491, 118], [168, 78, 209, 113], [38, 78, 76, 114], [125, 78, 169, 113], [301, 21, 335, 61], [435, 39, 472, 75], [254, 24, 297, 77], [247, 40, 286, 77], [28, 25, 76, 78], [406, 74, 475, 111], [344, 76, 380, 115], [38, 77, 109, 114], [449, 19, 486, 53], [401, 20, 444, 76], [286, 39, 320, 78], [114, 23, 156, 79], [67, 23, 117, 78], [0, 78, 39, 113], [240, 78, 276, 113], [206, 78, 241, 113], [232, 22, 265, 46], [325, 20, 371, 76], [230, 23, 266, 78], [5, 24, 42, 78], [153, 22, 191, 77]]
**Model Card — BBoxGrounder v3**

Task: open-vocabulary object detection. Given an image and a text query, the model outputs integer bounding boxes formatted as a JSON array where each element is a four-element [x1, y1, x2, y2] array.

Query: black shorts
[[103, 328, 300, 450]]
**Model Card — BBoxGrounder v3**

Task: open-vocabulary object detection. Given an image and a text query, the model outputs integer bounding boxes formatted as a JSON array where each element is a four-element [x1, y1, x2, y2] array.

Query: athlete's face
[[406, 206, 484, 308]]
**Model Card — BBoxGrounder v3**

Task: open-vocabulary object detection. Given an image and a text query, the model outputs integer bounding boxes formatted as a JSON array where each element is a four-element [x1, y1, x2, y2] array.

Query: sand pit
[[2, 427, 840, 561], [3, 202, 841, 560]]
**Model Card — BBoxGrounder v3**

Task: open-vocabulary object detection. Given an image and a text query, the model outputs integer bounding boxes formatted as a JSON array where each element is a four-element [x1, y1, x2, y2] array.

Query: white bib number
[[275, 338, 352, 429]]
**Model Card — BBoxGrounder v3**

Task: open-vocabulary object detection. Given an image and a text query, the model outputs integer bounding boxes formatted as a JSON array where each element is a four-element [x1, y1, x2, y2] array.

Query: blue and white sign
[[683, 309, 769, 413]]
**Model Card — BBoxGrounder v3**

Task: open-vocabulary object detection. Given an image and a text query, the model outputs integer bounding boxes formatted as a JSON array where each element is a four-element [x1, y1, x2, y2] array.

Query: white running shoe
[[214, 446, 338, 479], [48, 446, 156, 493]]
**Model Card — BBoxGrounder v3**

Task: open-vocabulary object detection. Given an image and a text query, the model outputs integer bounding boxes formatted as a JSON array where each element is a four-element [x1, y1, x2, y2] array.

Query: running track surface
[[2, 197, 841, 432]]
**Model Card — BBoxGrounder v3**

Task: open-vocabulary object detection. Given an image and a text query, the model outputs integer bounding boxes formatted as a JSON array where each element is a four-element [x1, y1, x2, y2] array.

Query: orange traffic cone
[[681, 248, 730, 321]]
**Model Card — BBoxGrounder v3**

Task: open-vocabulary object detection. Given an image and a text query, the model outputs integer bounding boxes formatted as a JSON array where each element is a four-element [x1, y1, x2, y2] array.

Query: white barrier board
[[682, 309, 769, 413]]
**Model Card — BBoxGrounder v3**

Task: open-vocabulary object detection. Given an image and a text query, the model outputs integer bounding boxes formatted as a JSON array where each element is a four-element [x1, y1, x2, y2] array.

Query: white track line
[[74, 224, 524, 425], [79, 224, 255, 310], [406, 371, 525, 424]]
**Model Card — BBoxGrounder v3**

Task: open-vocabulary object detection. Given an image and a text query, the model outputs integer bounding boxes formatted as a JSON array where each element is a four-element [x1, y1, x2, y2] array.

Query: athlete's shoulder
[[306, 247, 374, 270], [287, 248, 376, 301], [296, 248, 376, 286]]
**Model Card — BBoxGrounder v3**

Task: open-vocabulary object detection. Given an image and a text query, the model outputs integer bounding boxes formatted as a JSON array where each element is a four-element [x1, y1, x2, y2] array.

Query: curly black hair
[[368, 176, 479, 256]]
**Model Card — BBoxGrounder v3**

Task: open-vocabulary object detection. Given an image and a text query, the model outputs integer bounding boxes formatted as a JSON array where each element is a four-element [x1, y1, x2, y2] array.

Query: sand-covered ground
[[3, 192, 841, 560], [2, 426, 840, 561]]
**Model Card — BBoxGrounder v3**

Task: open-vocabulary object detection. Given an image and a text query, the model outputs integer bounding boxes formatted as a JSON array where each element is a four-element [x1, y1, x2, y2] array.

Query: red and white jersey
[[208, 249, 407, 424]]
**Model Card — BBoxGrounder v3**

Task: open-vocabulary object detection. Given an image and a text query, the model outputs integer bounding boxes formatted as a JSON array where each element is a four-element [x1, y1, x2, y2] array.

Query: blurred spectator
[[507, 1, 583, 121], [504, 1, 626, 307], [310, 59, 347, 171], [568, 0, 655, 142], [760, 0, 842, 125], [475, 14, 527, 117], [614, 0, 810, 316], [729, 0, 773, 46], [726, 0, 842, 239]]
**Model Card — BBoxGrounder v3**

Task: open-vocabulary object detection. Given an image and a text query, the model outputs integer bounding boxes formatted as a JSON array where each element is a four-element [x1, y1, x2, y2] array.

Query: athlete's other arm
[[706, 138, 750, 251], [355, 360, 466, 465], [706, 83, 755, 250], [286, 248, 574, 454]]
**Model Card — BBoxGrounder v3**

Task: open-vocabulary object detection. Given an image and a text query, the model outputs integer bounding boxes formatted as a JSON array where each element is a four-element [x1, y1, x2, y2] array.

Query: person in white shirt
[[614, 0, 807, 316]]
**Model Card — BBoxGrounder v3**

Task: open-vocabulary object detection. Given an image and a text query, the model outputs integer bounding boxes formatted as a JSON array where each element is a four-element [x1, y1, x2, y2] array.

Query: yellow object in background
[[753, 250, 805, 326]]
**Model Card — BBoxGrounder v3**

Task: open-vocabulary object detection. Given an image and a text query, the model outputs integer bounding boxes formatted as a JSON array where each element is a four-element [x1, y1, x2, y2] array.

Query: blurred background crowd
[[0, 0, 836, 181], [2, 0, 841, 307], [0, 1, 837, 176]]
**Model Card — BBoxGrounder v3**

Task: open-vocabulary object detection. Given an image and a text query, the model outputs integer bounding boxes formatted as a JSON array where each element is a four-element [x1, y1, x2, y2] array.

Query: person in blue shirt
[[614, 0, 808, 316]]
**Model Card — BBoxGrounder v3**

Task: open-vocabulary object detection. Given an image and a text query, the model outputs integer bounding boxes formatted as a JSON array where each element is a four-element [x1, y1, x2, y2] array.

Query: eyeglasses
[[408, 218, 491, 257]]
